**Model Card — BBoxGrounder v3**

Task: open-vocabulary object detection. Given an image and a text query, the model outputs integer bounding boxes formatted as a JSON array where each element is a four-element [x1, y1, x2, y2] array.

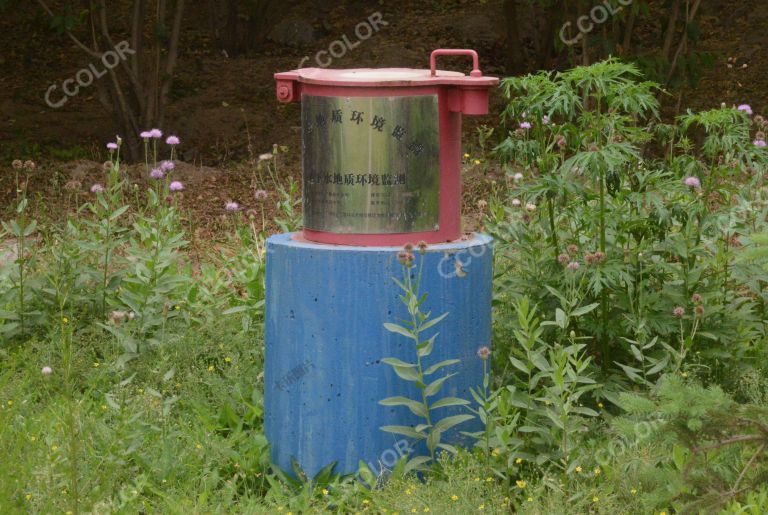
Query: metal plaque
[[302, 94, 439, 233]]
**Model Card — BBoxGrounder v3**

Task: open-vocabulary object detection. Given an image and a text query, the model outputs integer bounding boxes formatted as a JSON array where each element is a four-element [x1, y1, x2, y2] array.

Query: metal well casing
[[275, 50, 498, 246]]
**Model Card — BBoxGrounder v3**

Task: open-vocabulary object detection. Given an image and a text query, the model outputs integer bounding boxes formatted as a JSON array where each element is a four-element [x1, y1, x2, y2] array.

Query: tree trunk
[[503, 0, 524, 74]]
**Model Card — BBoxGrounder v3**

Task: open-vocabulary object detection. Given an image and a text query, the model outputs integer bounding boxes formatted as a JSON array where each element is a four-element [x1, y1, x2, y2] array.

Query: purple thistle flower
[[90, 183, 105, 193], [542, 115, 550, 125], [683, 176, 701, 189], [106, 142, 118, 151], [520, 121, 532, 130], [150, 168, 165, 180], [673, 306, 685, 318], [166, 135, 180, 146], [169, 181, 184, 192], [738, 104, 753, 115], [254, 189, 268, 200], [149, 128, 163, 139], [160, 160, 175, 172], [477, 346, 491, 360], [566, 261, 580, 271], [140, 130, 152, 139], [225, 201, 240, 212], [754, 139, 767, 148]]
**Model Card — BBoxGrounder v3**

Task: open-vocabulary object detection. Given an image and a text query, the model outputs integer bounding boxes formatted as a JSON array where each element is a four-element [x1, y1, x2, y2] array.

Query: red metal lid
[[275, 49, 498, 88], [275, 67, 497, 87]]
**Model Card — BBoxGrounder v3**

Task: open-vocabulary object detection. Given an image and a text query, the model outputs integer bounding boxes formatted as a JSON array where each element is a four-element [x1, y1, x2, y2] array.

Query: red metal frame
[[274, 49, 498, 246]]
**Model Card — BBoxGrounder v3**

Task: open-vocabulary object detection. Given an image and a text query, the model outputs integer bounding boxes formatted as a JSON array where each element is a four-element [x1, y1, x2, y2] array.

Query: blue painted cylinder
[[264, 233, 493, 477]]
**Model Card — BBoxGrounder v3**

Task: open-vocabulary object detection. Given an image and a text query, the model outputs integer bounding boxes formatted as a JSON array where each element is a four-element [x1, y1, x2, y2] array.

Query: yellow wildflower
[[463, 153, 470, 158], [515, 458, 523, 464], [322, 488, 329, 496], [474, 477, 480, 482], [516, 480, 527, 488], [225, 357, 232, 363], [491, 448, 499, 456], [478, 504, 485, 510], [598, 402, 604, 409], [631, 488, 637, 495], [362, 500, 370, 505], [25, 494, 32, 500], [474, 159, 481, 165], [208, 365, 214, 372], [195, 443, 202, 450], [592, 496, 599, 503], [406, 489, 412, 495], [485, 476, 493, 482], [423, 509, 429, 513], [62, 317, 69, 324], [93, 362, 100, 368], [527, 497, 533, 502], [575, 466, 582, 473], [451, 495, 458, 501], [594, 467, 601, 476]]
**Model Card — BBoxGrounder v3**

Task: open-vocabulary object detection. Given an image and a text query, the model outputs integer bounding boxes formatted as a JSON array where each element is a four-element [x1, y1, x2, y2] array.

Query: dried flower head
[[513, 172, 524, 182], [525, 202, 536, 212], [64, 180, 82, 191], [397, 250, 414, 267], [673, 306, 685, 318], [417, 240, 428, 254], [102, 161, 113, 171], [12, 159, 23, 170], [556, 135, 567, 149], [23, 160, 36, 171], [542, 115, 550, 125], [258, 153, 274, 162], [691, 293, 702, 304], [567, 244, 579, 255], [477, 346, 491, 360], [558, 253, 570, 265], [511, 198, 521, 207], [694, 305, 704, 316], [403, 242, 414, 252], [254, 189, 268, 200]]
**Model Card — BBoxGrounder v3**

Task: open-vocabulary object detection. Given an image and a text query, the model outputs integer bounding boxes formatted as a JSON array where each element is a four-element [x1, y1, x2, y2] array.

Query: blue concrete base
[[264, 233, 493, 478]]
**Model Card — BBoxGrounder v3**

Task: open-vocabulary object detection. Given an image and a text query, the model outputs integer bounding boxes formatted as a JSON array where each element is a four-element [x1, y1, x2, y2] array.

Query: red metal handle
[[430, 49, 482, 77]]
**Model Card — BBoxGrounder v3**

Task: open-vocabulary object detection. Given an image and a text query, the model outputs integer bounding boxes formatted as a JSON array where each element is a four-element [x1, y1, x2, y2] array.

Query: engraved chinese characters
[[302, 95, 439, 233]]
